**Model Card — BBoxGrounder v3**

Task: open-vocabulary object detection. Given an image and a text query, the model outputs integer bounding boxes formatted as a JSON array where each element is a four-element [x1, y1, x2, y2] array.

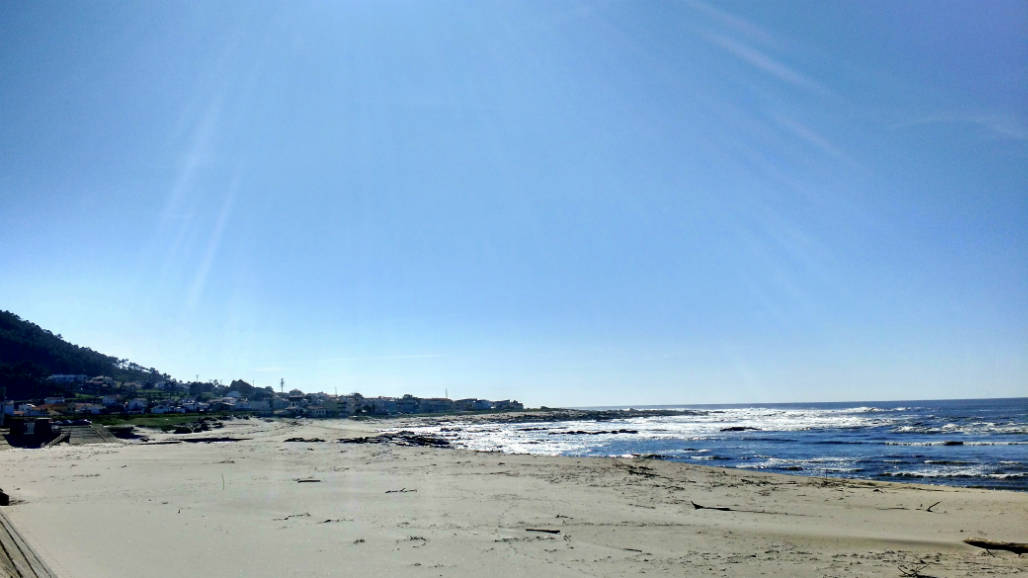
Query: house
[[73, 402, 104, 414], [366, 397, 398, 415], [126, 398, 149, 412], [454, 398, 494, 411], [241, 399, 270, 412], [101, 394, 121, 406], [17, 404, 47, 417], [492, 400, 524, 411], [44, 396, 66, 406], [88, 376, 115, 389], [397, 395, 419, 414], [46, 374, 88, 385], [338, 394, 365, 415], [307, 406, 328, 418], [418, 398, 454, 414], [209, 398, 236, 412]]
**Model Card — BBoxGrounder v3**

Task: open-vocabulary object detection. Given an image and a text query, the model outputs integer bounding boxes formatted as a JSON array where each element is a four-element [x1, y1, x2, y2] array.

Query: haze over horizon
[[2, 2, 1025, 407]]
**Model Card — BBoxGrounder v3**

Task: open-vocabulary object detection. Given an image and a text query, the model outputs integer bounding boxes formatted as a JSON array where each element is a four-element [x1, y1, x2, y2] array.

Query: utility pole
[[280, 378, 284, 394]]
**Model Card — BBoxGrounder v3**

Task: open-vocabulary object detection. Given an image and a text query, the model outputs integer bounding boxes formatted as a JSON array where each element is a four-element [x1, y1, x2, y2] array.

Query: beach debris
[[353, 538, 365, 544], [689, 500, 801, 516], [719, 426, 760, 432], [691, 500, 732, 512], [525, 528, 561, 534], [617, 463, 659, 478], [295, 478, 322, 483], [385, 488, 417, 494], [274, 513, 311, 521], [877, 501, 943, 513], [897, 560, 935, 577], [962, 538, 1028, 555], [284, 437, 325, 443], [0, 489, 8, 507]]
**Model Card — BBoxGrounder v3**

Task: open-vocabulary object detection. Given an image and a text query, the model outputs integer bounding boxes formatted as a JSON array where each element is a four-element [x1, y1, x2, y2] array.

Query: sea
[[398, 398, 1027, 491]]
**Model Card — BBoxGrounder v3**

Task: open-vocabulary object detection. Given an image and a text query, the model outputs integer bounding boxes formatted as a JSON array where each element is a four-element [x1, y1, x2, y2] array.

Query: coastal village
[[1, 372, 523, 422]]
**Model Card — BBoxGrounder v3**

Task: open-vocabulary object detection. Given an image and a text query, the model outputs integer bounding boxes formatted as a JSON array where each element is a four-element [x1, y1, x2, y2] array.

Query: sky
[[1, 1, 1025, 406]]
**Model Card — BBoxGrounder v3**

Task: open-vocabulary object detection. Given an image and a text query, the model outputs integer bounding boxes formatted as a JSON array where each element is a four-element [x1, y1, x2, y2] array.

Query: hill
[[0, 310, 157, 399]]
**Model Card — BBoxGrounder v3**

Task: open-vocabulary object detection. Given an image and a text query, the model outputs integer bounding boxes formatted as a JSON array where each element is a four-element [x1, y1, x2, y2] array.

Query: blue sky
[[2, 1, 1025, 406]]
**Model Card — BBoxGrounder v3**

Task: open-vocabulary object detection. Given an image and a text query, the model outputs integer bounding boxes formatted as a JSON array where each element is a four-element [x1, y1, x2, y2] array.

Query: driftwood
[[689, 500, 801, 516], [897, 561, 935, 577], [963, 538, 1028, 555], [295, 478, 321, 483], [385, 488, 417, 494], [691, 500, 732, 512], [525, 528, 561, 534]]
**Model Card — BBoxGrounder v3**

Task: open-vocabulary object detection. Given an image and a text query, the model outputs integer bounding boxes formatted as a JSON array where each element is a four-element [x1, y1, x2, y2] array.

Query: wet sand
[[0, 418, 1024, 577]]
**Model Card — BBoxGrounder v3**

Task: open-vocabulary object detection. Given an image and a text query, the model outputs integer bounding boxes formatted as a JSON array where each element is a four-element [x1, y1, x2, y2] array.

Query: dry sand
[[0, 417, 1025, 577]]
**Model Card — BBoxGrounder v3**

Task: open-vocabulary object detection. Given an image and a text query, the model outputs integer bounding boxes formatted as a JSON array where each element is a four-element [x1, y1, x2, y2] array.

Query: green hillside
[[0, 310, 156, 399]]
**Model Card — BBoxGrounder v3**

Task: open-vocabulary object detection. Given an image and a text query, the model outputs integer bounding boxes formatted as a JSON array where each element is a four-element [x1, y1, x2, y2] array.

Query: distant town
[[2, 373, 524, 421]]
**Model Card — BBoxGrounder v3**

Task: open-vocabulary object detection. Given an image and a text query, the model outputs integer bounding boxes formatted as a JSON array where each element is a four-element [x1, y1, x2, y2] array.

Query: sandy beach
[[0, 417, 1024, 577]]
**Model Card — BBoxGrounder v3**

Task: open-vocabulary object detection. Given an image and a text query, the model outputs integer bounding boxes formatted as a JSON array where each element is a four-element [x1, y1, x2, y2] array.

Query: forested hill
[[0, 310, 157, 397]]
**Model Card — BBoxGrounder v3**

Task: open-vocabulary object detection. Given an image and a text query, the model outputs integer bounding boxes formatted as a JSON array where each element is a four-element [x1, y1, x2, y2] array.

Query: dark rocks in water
[[340, 431, 451, 448], [547, 429, 639, 436], [720, 426, 760, 432], [284, 437, 325, 443], [449, 408, 707, 425], [634, 454, 671, 460], [943, 441, 964, 446]]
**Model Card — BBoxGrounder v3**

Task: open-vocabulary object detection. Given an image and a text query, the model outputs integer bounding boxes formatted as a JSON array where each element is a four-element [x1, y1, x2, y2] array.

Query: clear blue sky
[[2, 1, 1025, 406]]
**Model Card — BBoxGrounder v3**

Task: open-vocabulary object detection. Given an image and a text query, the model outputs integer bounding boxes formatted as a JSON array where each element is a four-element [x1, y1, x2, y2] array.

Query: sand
[[0, 417, 1024, 577]]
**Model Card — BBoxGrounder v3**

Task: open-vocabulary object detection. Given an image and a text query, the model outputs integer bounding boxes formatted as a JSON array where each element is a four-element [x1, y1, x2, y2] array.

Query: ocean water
[[398, 398, 1027, 491]]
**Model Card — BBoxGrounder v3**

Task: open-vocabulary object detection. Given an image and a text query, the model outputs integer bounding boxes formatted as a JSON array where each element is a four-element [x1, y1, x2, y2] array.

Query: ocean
[[398, 398, 1027, 491]]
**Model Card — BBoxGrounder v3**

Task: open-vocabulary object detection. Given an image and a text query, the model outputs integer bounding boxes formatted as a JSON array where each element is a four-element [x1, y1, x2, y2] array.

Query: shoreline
[[0, 418, 1025, 576]]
